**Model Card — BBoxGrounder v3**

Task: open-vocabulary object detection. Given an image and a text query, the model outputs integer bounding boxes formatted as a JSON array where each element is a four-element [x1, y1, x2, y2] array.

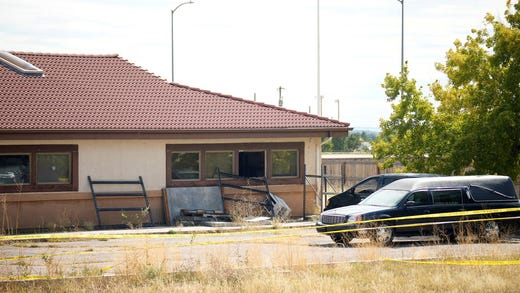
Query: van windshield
[[359, 189, 409, 207]]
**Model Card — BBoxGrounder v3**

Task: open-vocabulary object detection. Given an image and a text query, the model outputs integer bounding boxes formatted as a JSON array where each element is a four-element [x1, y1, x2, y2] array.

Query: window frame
[[166, 142, 304, 187], [431, 188, 463, 205], [0, 152, 31, 185], [36, 152, 72, 185], [205, 150, 234, 180], [0, 145, 78, 193], [270, 149, 299, 178], [406, 191, 433, 206], [170, 151, 201, 181]]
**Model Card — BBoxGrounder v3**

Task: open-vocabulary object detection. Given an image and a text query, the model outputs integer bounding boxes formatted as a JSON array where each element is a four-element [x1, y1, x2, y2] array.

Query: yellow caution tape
[[385, 258, 520, 266], [0, 223, 316, 242]]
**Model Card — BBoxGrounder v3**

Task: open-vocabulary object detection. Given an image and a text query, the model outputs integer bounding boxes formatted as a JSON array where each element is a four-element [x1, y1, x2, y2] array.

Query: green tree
[[371, 64, 439, 173], [322, 132, 376, 152], [373, 1, 520, 179], [322, 136, 358, 152]]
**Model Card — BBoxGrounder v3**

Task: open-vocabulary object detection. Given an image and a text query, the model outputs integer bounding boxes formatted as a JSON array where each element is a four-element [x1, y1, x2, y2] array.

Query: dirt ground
[[2, 223, 520, 281]]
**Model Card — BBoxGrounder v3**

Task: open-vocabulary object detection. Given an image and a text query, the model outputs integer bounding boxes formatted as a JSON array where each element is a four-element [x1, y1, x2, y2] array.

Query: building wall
[[1, 137, 322, 230], [1, 191, 164, 231]]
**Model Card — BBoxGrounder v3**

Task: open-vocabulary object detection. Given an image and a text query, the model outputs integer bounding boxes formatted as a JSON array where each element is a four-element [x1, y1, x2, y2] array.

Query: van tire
[[480, 221, 500, 243], [330, 233, 353, 246], [372, 225, 394, 246]]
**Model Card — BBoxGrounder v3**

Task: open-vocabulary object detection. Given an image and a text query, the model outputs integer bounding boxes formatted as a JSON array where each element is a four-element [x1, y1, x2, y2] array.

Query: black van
[[317, 175, 520, 245], [324, 173, 437, 210]]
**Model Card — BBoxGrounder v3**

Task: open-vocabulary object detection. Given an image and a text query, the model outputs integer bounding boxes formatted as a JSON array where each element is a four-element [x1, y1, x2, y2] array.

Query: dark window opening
[[239, 151, 265, 177], [0, 154, 30, 185]]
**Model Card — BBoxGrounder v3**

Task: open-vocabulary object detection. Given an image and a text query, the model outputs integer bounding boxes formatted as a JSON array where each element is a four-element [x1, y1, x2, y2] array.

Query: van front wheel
[[372, 225, 394, 246]]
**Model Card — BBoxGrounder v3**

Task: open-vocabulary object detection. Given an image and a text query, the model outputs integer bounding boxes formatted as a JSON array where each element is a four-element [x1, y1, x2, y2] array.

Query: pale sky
[[0, 0, 508, 129]]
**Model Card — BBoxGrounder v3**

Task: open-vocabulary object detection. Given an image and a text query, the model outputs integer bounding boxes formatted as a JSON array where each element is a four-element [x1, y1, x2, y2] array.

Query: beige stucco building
[[0, 52, 351, 231]]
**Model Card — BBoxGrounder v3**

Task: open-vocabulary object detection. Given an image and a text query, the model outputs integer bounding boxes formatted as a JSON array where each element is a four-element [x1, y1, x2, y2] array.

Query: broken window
[[238, 151, 265, 177]]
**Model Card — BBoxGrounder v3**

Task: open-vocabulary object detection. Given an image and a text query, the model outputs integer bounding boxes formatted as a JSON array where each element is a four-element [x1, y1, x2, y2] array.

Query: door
[[395, 191, 433, 236]]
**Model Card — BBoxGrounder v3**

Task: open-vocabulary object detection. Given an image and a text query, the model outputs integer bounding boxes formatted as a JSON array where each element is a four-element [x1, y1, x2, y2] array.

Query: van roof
[[377, 173, 438, 178], [382, 175, 517, 198]]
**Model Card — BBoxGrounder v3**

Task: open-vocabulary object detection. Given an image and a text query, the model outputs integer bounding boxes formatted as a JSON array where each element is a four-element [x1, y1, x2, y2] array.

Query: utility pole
[[335, 99, 340, 120], [171, 1, 194, 82], [397, 0, 404, 74], [278, 86, 285, 107]]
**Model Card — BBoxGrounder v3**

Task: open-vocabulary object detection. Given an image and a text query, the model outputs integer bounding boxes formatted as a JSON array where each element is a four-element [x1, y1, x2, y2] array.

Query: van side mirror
[[405, 200, 416, 206]]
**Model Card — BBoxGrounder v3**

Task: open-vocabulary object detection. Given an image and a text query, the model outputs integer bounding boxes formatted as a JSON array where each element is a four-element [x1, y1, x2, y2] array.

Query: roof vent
[[0, 51, 44, 76]]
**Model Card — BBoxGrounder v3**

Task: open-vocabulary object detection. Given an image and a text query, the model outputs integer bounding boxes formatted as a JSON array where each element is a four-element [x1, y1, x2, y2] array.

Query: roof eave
[[0, 127, 351, 140]]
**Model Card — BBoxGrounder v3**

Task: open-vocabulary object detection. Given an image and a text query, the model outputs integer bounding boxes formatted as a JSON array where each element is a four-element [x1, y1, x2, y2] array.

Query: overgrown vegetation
[[373, 1, 520, 179], [1, 221, 520, 292], [2, 257, 520, 292]]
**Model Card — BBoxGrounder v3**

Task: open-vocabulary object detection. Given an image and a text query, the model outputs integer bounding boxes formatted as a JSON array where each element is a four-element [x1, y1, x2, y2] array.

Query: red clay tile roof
[[0, 52, 350, 136]]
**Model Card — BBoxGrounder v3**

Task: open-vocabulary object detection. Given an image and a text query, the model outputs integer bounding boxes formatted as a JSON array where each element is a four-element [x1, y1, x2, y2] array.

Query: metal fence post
[[303, 164, 307, 219]]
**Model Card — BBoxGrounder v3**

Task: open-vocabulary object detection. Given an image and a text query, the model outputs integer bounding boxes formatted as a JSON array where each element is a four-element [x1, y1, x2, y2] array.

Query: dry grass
[[2, 223, 520, 292], [225, 192, 267, 223], [2, 259, 520, 293], [2, 236, 520, 293]]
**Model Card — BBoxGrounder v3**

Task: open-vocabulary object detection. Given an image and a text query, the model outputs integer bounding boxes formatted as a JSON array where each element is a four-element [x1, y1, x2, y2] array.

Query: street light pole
[[335, 99, 340, 120], [397, 0, 404, 74], [171, 1, 194, 82], [317, 0, 321, 116]]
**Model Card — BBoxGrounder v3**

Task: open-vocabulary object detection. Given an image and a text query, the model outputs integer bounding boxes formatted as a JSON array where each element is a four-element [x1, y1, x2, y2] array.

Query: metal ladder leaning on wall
[[88, 176, 155, 228]]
